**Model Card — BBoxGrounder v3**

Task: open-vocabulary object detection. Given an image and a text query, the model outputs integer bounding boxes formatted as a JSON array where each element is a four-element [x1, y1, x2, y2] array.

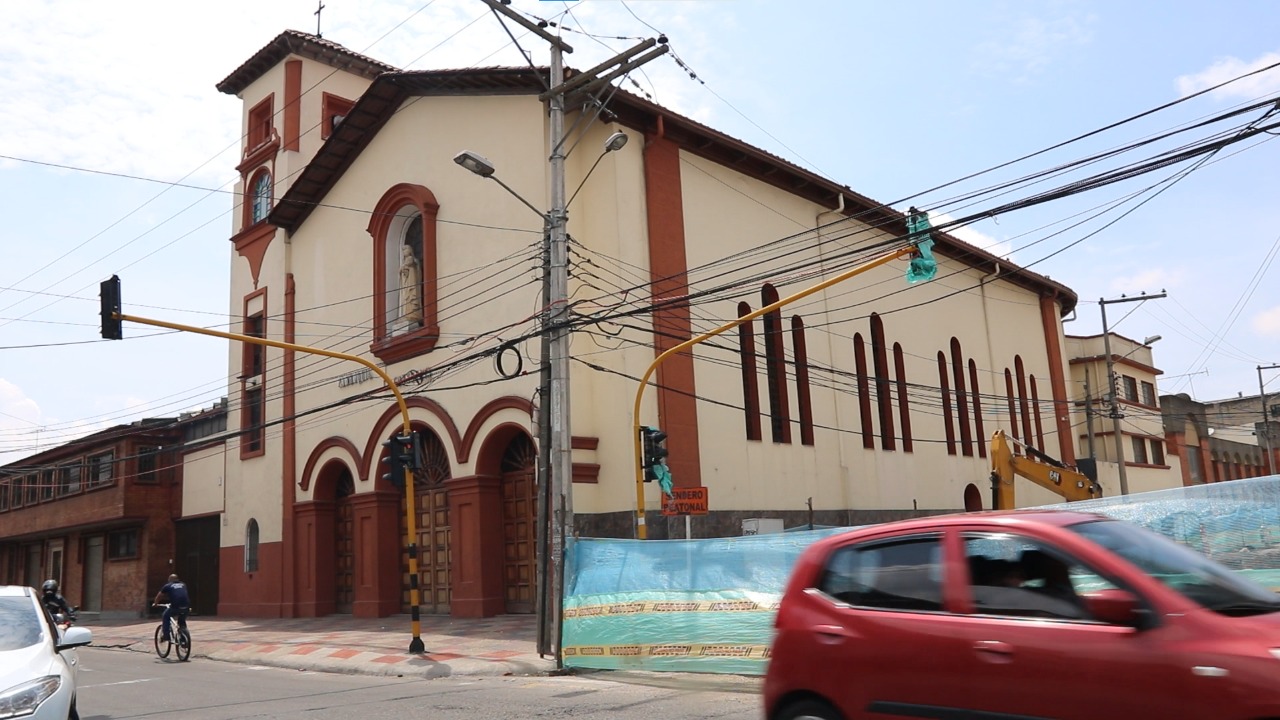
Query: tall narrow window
[[791, 316, 814, 446], [1130, 436, 1149, 465], [854, 334, 874, 449], [0, 479, 8, 512], [1014, 355, 1033, 449], [950, 338, 972, 456], [1005, 369, 1019, 446], [245, 519, 260, 572], [969, 360, 986, 458], [40, 468, 54, 502], [1029, 375, 1046, 451], [87, 452, 114, 488], [761, 285, 791, 444], [251, 171, 272, 224], [137, 446, 158, 484], [57, 464, 81, 497], [893, 343, 913, 452], [938, 352, 956, 455], [242, 310, 266, 456], [26, 474, 40, 504], [738, 302, 762, 442], [869, 314, 896, 451]]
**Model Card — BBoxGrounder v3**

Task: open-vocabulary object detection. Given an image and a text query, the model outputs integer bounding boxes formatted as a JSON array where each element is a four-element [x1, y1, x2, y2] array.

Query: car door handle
[[973, 640, 1013, 656], [812, 624, 853, 644]]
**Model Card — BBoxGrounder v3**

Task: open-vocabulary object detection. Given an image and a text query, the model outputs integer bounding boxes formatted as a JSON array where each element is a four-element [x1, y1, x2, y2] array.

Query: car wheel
[[777, 698, 842, 720]]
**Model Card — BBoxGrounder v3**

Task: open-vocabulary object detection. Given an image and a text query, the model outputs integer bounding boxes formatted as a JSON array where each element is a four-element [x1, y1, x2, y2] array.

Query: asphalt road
[[75, 647, 762, 720]]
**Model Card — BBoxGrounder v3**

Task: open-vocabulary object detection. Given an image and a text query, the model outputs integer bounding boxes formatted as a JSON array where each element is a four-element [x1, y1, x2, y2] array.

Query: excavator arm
[[989, 430, 1101, 510]]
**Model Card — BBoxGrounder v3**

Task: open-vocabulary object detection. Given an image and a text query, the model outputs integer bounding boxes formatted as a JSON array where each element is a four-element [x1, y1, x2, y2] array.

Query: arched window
[[950, 338, 972, 456], [1030, 375, 1046, 451], [791, 316, 814, 446], [367, 184, 440, 364], [1014, 355, 1033, 449], [869, 314, 895, 451], [244, 518, 260, 573], [251, 171, 272, 224], [761, 284, 791, 444], [854, 333, 874, 449], [893, 343, 913, 452], [968, 359, 986, 458], [938, 352, 956, 455], [1004, 369, 1019, 445], [737, 302, 762, 442]]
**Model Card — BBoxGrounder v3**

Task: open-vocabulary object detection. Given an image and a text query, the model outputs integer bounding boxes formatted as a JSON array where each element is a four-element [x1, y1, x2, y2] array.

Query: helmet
[[42, 579, 58, 593]]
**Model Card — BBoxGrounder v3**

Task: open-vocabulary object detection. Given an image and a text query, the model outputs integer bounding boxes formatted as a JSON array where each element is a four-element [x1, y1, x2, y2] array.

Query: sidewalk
[[84, 613, 556, 679]]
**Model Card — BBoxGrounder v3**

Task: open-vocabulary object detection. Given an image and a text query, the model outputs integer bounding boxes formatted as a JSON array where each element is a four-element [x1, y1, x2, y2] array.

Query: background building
[[1162, 393, 1279, 483], [1065, 333, 1180, 496]]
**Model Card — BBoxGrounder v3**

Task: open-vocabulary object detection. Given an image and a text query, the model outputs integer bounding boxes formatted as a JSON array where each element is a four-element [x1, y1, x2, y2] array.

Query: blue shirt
[[161, 582, 190, 609]]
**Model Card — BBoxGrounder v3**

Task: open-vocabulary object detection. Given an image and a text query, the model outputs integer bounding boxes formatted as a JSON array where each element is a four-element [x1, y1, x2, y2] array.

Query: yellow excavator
[[989, 429, 1101, 510]]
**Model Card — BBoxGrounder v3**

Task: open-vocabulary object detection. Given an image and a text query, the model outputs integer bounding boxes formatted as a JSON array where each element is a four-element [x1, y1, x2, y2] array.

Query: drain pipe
[[815, 193, 848, 511]]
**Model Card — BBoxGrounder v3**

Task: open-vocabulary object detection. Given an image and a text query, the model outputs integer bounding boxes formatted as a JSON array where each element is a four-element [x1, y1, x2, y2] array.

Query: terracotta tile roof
[[217, 29, 397, 95]]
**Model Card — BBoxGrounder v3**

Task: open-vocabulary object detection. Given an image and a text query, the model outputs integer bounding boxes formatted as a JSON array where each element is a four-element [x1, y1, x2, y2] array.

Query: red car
[[764, 510, 1280, 720]]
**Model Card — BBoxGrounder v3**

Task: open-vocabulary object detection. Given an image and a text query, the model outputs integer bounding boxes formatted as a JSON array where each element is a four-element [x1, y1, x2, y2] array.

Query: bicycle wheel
[[153, 624, 171, 659], [175, 627, 191, 662]]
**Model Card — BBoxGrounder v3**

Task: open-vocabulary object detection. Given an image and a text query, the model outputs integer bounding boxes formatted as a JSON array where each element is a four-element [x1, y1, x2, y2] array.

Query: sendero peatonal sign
[[661, 486, 709, 516]]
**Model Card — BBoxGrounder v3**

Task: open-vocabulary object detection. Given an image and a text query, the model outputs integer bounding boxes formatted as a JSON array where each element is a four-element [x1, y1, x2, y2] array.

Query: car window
[[964, 534, 1118, 622], [1069, 519, 1280, 616], [0, 597, 45, 650], [818, 536, 943, 612]]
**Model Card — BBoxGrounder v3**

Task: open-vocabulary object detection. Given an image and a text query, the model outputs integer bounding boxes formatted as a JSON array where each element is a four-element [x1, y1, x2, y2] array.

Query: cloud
[[0, 378, 44, 465], [1108, 267, 1185, 296], [974, 12, 1096, 81], [928, 213, 1015, 260], [1176, 51, 1280, 99], [1253, 305, 1280, 337]]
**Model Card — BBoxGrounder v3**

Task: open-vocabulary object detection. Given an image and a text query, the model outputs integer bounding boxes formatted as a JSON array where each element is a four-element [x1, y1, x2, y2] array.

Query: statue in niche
[[398, 243, 423, 329]]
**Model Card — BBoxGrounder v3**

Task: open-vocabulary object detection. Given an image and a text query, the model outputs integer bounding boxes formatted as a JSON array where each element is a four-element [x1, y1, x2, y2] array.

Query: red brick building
[[0, 409, 220, 619]]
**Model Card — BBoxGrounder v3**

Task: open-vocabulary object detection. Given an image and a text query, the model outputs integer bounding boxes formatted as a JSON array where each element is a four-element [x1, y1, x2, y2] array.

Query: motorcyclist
[[41, 579, 73, 621]]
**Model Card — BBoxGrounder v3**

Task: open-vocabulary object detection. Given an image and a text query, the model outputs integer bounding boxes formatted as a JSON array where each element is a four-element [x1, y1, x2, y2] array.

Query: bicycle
[[152, 603, 191, 661]]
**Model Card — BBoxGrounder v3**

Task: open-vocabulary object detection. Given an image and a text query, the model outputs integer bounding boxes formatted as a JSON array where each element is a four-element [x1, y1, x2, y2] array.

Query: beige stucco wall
[[216, 63, 1104, 533], [181, 444, 227, 518]]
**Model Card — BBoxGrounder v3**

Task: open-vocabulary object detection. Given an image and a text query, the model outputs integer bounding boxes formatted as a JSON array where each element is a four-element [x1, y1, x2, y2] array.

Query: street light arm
[[488, 175, 549, 223], [565, 150, 608, 210]]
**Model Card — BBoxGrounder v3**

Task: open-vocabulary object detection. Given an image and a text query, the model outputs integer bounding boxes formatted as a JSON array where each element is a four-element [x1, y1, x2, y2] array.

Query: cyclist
[[41, 579, 74, 620], [152, 573, 191, 642]]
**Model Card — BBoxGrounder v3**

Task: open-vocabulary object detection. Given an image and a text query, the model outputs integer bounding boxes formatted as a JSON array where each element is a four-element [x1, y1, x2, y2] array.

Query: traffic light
[[640, 426, 668, 481], [640, 426, 673, 496], [380, 433, 419, 489], [100, 275, 122, 340]]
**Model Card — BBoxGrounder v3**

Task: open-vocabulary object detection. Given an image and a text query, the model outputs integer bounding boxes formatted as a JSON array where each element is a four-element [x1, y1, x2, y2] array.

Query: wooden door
[[400, 431, 451, 614], [501, 435, 537, 614], [335, 471, 355, 614]]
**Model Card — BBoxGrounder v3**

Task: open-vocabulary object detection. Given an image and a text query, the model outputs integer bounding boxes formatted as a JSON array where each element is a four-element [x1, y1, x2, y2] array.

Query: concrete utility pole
[[1260, 364, 1280, 475], [1099, 292, 1165, 496], [476, 0, 669, 663]]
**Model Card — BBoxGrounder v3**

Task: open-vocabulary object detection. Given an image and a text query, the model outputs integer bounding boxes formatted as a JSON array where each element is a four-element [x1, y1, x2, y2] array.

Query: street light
[[453, 130, 629, 661], [567, 132, 629, 209]]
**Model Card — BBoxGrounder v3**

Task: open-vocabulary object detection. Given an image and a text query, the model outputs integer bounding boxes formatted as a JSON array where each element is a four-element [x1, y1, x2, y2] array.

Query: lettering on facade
[[337, 368, 375, 388]]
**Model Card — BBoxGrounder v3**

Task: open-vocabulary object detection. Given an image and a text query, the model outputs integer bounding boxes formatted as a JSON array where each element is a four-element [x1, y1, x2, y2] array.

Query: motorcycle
[[51, 606, 78, 631]]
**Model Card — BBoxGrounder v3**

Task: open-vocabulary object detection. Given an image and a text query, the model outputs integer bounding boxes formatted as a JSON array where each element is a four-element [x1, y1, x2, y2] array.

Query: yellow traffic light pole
[[112, 309, 428, 654], [631, 244, 917, 539]]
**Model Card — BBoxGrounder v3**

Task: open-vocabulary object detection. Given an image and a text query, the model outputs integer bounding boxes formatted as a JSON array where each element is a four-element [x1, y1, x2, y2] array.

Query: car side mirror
[[1083, 588, 1144, 627], [57, 626, 93, 650]]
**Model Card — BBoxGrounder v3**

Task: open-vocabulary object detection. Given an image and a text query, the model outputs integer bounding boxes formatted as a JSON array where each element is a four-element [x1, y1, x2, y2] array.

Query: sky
[[2, 0, 1279, 464]]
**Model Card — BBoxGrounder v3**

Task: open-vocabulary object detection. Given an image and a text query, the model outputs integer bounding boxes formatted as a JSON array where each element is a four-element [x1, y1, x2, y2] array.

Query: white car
[[0, 585, 92, 720]]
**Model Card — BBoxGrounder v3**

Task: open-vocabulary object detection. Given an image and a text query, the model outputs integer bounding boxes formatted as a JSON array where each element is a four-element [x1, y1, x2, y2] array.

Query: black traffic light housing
[[100, 275, 122, 340], [640, 426, 668, 481], [381, 432, 420, 489]]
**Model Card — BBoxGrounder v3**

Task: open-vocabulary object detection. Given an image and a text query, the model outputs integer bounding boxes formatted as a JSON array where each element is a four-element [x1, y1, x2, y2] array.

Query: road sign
[[661, 486, 709, 516]]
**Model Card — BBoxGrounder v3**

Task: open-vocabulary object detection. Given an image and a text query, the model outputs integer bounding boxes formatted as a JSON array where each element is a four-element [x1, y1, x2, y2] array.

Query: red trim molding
[[231, 220, 276, 288], [366, 183, 441, 364], [299, 437, 364, 491], [459, 396, 534, 463]]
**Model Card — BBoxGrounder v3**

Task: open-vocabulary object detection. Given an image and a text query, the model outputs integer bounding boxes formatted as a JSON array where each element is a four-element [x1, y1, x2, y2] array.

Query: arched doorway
[[399, 429, 452, 614], [501, 433, 537, 613], [334, 468, 355, 613]]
